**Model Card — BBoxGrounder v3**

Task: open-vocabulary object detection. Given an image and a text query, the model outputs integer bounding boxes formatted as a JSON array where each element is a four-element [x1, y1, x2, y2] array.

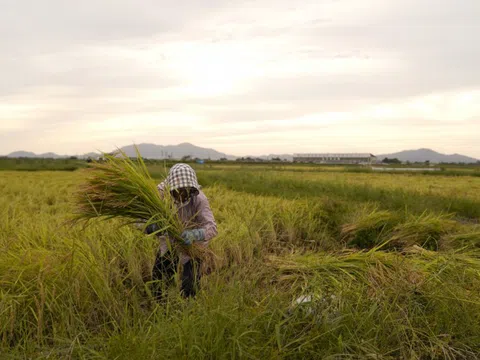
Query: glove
[[181, 229, 206, 246]]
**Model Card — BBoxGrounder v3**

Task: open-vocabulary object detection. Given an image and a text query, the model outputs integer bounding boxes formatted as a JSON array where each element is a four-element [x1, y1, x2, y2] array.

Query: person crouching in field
[[145, 163, 217, 300]]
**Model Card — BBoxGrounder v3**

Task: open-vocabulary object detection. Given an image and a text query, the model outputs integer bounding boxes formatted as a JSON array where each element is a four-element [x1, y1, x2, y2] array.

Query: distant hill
[[6, 151, 100, 159], [4, 143, 234, 160], [38, 152, 66, 159], [118, 143, 236, 160], [82, 152, 102, 159], [7, 151, 38, 158], [249, 154, 294, 161], [377, 148, 478, 163], [5, 146, 478, 164]]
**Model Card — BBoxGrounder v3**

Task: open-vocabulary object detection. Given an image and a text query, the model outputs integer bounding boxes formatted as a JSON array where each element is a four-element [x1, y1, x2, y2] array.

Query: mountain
[[118, 143, 236, 160], [249, 154, 294, 161], [377, 148, 478, 163], [79, 152, 102, 160], [6, 151, 101, 159], [5, 145, 477, 163], [38, 152, 67, 159], [7, 151, 38, 158], [4, 143, 233, 160]]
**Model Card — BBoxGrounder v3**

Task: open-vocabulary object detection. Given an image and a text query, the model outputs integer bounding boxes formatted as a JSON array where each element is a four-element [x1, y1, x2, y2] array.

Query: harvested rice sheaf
[[388, 212, 458, 250], [268, 247, 480, 288], [341, 206, 400, 249]]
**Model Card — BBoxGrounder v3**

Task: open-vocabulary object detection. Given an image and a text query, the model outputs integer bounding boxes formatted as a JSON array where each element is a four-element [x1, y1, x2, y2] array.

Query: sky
[[1, 0, 479, 158]]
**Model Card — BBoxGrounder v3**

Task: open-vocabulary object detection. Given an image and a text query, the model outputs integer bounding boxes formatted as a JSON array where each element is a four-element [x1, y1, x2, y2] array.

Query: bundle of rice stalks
[[404, 245, 480, 277], [388, 211, 458, 250], [268, 247, 480, 288], [341, 206, 399, 249], [267, 249, 398, 284], [440, 231, 480, 250], [72, 148, 211, 260]]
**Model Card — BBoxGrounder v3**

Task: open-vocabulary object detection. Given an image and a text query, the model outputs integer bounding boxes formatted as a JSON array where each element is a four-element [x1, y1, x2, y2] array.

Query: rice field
[[1, 164, 480, 359]]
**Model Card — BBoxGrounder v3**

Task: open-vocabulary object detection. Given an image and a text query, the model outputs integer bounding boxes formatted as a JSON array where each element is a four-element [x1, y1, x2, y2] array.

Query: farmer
[[145, 163, 217, 300]]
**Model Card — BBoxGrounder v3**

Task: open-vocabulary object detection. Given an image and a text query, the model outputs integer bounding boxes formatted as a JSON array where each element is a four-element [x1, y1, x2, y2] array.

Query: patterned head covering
[[165, 163, 200, 192]]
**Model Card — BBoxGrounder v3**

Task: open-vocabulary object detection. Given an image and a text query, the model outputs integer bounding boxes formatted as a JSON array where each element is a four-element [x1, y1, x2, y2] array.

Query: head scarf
[[165, 163, 200, 192]]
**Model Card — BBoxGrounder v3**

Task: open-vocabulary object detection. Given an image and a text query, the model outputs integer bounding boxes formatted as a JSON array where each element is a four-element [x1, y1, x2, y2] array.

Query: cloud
[[0, 0, 479, 157]]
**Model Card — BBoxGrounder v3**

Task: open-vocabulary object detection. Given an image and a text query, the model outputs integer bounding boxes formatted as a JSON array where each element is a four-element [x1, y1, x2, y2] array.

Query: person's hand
[[181, 229, 206, 245]]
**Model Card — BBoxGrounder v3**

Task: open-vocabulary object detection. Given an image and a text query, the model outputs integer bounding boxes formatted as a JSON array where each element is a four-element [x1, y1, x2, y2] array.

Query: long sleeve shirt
[[157, 182, 217, 263]]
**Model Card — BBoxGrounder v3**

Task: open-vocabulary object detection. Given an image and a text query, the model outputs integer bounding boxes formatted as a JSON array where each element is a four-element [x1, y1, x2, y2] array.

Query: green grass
[[196, 169, 480, 220], [0, 158, 88, 171], [1, 166, 480, 359]]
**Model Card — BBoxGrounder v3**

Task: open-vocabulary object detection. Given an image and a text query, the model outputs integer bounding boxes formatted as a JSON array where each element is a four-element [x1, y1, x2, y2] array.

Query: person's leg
[[181, 259, 202, 298], [151, 251, 177, 302]]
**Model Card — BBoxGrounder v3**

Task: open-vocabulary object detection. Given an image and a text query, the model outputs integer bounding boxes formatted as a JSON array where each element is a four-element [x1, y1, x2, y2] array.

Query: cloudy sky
[[1, 0, 479, 157]]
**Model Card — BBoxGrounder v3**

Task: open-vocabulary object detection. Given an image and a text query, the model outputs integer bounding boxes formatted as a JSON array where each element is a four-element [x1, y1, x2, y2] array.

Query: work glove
[[181, 229, 206, 246]]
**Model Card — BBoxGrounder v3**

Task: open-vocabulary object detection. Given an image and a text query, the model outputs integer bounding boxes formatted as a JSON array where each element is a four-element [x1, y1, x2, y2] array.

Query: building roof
[[293, 153, 376, 158]]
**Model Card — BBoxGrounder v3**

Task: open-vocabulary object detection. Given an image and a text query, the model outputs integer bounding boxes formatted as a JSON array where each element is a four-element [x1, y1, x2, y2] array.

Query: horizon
[[2, 142, 479, 160], [1, 1, 479, 158]]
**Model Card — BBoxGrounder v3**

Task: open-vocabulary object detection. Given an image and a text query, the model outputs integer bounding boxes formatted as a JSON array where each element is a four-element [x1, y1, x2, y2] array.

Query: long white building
[[293, 153, 376, 164]]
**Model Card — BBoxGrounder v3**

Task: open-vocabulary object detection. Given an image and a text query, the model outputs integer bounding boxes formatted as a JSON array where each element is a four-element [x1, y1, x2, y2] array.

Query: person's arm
[[181, 191, 217, 245], [195, 191, 218, 241]]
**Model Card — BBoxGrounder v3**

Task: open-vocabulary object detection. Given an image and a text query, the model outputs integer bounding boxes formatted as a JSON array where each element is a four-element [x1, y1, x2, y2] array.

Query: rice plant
[[388, 212, 459, 250], [341, 205, 400, 248], [1, 164, 480, 358]]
